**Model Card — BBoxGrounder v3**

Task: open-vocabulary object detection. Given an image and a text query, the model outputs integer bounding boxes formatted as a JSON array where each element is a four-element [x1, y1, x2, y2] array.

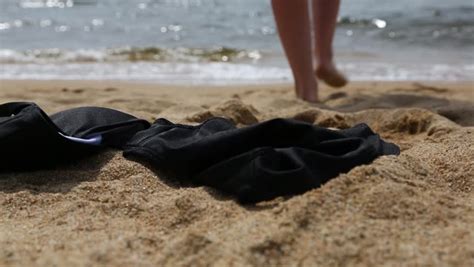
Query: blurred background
[[0, 0, 473, 83]]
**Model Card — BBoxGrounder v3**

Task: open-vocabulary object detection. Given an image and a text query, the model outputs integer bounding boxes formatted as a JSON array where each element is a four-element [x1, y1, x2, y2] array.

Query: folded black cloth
[[124, 118, 400, 203], [0, 102, 150, 171]]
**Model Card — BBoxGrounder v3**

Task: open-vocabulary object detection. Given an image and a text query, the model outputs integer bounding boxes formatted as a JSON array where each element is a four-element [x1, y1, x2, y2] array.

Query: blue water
[[0, 0, 473, 82]]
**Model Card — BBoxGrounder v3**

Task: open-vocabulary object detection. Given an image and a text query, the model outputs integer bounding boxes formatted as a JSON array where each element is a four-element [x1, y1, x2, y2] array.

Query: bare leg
[[313, 0, 347, 87], [272, 0, 318, 102]]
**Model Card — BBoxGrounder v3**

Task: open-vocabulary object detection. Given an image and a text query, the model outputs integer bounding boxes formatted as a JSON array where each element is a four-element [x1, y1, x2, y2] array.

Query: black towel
[[124, 117, 400, 203], [0, 102, 150, 171]]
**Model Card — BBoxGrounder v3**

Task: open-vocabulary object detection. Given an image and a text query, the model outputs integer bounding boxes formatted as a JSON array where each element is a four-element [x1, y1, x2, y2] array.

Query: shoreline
[[2, 60, 473, 83], [1, 79, 472, 101], [1, 79, 472, 88]]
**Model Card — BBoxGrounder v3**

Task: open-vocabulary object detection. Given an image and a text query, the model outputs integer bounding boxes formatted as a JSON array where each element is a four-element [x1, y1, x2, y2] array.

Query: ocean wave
[[1, 62, 472, 83], [337, 6, 474, 46], [0, 47, 263, 64], [19, 0, 96, 8]]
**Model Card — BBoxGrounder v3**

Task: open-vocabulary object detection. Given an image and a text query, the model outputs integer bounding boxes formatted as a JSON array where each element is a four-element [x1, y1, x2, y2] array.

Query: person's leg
[[272, 0, 318, 102], [312, 0, 347, 87]]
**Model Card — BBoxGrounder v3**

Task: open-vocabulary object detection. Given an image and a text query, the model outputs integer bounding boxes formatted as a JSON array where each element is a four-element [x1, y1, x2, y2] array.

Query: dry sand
[[0, 80, 473, 266]]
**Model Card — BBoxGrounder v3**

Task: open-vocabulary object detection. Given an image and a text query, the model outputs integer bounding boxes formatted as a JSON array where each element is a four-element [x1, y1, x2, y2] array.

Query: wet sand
[[0, 80, 473, 266]]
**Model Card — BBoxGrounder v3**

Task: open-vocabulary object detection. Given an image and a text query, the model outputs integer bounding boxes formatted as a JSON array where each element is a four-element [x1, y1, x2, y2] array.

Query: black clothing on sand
[[0, 102, 400, 203], [124, 117, 400, 203], [0, 102, 149, 171]]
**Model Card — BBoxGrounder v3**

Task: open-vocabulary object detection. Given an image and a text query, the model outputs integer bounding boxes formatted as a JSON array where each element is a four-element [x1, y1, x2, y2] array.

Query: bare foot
[[300, 89, 318, 103], [316, 64, 348, 88], [294, 79, 319, 103]]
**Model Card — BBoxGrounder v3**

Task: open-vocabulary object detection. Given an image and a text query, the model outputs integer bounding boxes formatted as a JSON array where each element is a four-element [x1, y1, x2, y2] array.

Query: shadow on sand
[[323, 92, 474, 126], [0, 150, 117, 194]]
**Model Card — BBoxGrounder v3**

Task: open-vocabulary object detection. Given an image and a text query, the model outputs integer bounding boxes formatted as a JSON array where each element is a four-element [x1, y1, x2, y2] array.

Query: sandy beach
[[0, 80, 473, 266]]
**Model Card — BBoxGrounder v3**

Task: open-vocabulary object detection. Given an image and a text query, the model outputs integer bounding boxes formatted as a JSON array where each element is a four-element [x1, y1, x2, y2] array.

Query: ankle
[[294, 78, 318, 102], [316, 52, 333, 67], [316, 61, 336, 72], [295, 77, 317, 91]]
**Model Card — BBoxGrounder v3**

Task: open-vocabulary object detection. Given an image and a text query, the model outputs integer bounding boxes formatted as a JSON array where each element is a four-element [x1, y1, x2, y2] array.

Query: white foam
[[0, 62, 292, 84], [1, 62, 473, 84]]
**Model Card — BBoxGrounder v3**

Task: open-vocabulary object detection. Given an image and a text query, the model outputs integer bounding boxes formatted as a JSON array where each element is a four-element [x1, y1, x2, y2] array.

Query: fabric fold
[[0, 102, 150, 171], [1, 101, 400, 203], [124, 118, 400, 203]]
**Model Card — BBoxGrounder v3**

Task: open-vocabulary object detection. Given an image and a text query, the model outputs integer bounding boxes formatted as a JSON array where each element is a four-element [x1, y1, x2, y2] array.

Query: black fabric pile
[[0, 102, 149, 171], [0, 102, 400, 203], [123, 118, 400, 203]]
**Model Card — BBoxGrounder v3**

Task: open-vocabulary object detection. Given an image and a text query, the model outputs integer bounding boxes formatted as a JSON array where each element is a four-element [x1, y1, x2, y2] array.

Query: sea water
[[0, 0, 473, 83]]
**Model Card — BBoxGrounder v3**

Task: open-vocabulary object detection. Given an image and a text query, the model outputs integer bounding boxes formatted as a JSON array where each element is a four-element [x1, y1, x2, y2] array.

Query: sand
[[0, 80, 473, 266]]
